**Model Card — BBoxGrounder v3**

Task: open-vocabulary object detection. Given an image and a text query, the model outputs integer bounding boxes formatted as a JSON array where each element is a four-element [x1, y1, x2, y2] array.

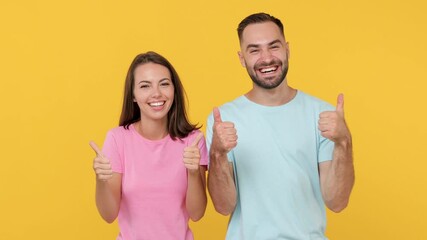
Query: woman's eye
[[161, 82, 170, 86], [140, 85, 149, 88]]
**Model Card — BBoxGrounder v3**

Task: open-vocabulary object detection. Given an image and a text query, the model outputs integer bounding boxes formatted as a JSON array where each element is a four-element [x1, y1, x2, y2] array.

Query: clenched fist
[[211, 107, 238, 155], [89, 141, 113, 181], [183, 132, 204, 173], [318, 94, 351, 144]]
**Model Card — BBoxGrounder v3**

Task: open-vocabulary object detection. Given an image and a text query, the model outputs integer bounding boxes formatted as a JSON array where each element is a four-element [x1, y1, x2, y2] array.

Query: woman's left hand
[[183, 133, 204, 173]]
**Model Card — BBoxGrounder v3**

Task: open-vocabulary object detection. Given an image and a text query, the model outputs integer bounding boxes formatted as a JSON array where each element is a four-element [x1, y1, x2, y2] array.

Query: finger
[[190, 132, 204, 147], [318, 118, 333, 125], [95, 169, 113, 175], [221, 122, 235, 129], [89, 141, 104, 157], [183, 159, 200, 166], [213, 107, 222, 123], [227, 141, 238, 150], [183, 158, 200, 166], [224, 128, 237, 135], [231, 135, 238, 141], [94, 157, 110, 164], [318, 125, 329, 132], [320, 131, 331, 140], [183, 151, 200, 158], [94, 162, 112, 170], [319, 111, 334, 119], [98, 174, 113, 181], [336, 93, 344, 114]]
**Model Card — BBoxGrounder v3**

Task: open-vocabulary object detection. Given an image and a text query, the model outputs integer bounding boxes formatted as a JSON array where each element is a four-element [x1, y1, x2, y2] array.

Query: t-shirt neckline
[[240, 89, 301, 111], [129, 123, 170, 144]]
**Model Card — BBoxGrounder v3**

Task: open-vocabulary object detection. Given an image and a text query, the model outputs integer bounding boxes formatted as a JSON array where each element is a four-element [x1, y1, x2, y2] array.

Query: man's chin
[[252, 78, 282, 89]]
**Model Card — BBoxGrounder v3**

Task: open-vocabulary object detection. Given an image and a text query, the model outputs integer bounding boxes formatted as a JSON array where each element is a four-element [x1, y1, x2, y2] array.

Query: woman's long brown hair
[[119, 51, 199, 140]]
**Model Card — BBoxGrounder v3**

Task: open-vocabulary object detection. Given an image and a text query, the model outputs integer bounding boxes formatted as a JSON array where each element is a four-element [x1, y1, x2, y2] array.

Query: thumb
[[190, 132, 204, 147], [213, 107, 222, 123], [89, 141, 104, 157], [336, 93, 344, 114]]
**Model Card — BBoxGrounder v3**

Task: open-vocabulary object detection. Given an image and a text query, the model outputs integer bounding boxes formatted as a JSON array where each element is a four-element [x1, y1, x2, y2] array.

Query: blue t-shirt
[[206, 90, 334, 240]]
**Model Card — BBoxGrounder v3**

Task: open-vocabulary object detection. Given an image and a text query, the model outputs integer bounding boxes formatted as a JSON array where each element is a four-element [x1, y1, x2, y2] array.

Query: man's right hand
[[211, 107, 238, 155], [89, 141, 113, 181]]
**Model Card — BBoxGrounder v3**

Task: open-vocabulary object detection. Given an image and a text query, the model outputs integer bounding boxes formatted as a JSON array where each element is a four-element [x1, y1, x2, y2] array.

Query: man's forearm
[[323, 137, 355, 212], [208, 151, 236, 215]]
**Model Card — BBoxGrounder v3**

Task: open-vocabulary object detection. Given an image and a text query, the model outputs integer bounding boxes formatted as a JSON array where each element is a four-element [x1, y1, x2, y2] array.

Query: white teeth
[[149, 101, 165, 107], [260, 67, 277, 73]]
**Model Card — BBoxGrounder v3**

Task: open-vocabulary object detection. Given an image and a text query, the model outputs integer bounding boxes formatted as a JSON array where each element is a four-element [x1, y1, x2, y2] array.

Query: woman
[[89, 51, 208, 240]]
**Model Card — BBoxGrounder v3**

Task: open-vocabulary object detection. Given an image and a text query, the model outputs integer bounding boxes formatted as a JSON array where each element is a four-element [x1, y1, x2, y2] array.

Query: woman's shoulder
[[182, 129, 205, 145], [187, 129, 203, 137], [106, 125, 132, 139]]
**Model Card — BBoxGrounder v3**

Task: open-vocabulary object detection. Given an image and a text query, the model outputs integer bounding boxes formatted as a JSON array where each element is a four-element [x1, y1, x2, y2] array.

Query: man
[[206, 13, 354, 239]]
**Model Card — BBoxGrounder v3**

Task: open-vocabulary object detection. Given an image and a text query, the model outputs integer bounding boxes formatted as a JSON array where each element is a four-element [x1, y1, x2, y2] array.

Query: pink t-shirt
[[102, 124, 208, 240]]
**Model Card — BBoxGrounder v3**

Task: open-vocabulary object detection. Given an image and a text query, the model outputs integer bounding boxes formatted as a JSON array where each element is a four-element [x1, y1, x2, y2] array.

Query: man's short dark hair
[[237, 12, 284, 42]]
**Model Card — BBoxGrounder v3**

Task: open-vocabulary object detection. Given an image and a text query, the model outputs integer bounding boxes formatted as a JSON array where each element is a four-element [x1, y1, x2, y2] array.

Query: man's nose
[[260, 49, 274, 61]]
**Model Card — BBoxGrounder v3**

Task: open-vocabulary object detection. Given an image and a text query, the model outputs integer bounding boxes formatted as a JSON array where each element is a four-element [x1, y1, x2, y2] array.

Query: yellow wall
[[1, 0, 426, 239]]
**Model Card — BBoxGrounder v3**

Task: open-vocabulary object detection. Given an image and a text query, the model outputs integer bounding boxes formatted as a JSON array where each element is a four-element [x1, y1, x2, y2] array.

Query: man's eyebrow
[[268, 39, 282, 46], [246, 44, 260, 50], [246, 39, 282, 51]]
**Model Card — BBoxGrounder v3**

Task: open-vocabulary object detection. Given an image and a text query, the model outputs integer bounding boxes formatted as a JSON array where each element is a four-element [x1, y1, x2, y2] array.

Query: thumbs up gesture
[[183, 132, 204, 173], [318, 94, 351, 144], [89, 141, 113, 181], [211, 107, 238, 155]]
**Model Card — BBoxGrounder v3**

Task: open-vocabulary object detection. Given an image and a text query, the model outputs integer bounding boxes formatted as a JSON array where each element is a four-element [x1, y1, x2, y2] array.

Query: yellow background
[[1, 0, 426, 239]]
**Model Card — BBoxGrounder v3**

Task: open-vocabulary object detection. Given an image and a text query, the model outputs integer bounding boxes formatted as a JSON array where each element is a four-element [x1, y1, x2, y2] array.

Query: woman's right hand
[[89, 141, 113, 181]]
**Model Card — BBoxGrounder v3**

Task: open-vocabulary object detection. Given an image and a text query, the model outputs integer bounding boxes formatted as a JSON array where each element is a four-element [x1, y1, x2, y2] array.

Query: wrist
[[210, 148, 228, 160], [96, 177, 110, 184], [335, 134, 352, 149], [187, 168, 199, 176]]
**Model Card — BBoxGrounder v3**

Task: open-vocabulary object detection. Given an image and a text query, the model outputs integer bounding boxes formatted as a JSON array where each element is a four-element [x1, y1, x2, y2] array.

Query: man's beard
[[247, 59, 289, 90]]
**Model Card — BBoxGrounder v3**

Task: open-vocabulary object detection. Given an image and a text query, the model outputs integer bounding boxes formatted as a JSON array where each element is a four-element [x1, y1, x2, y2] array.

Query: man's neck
[[245, 82, 297, 106]]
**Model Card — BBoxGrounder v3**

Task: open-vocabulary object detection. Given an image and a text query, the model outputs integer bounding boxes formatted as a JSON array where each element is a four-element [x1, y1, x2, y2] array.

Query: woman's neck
[[134, 118, 168, 140]]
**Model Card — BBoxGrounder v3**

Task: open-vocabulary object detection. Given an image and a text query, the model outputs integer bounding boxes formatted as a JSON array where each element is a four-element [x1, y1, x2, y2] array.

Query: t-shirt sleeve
[[198, 133, 208, 166], [102, 130, 123, 173], [187, 129, 209, 166], [318, 102, 335, 163], [318, 136, 334, 163], [206, 113, 214, 166]]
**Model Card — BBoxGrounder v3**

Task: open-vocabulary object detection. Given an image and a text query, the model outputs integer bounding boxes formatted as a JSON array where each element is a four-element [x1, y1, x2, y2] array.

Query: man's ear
[[238, 51, 246, 67]]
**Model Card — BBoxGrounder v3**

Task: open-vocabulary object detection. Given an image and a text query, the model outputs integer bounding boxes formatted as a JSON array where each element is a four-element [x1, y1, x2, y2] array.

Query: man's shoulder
[[206, 96, 246, 125], [217, 95, 248, 115], [221, 95, 250, 109], [298, 90, 334, 110]]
